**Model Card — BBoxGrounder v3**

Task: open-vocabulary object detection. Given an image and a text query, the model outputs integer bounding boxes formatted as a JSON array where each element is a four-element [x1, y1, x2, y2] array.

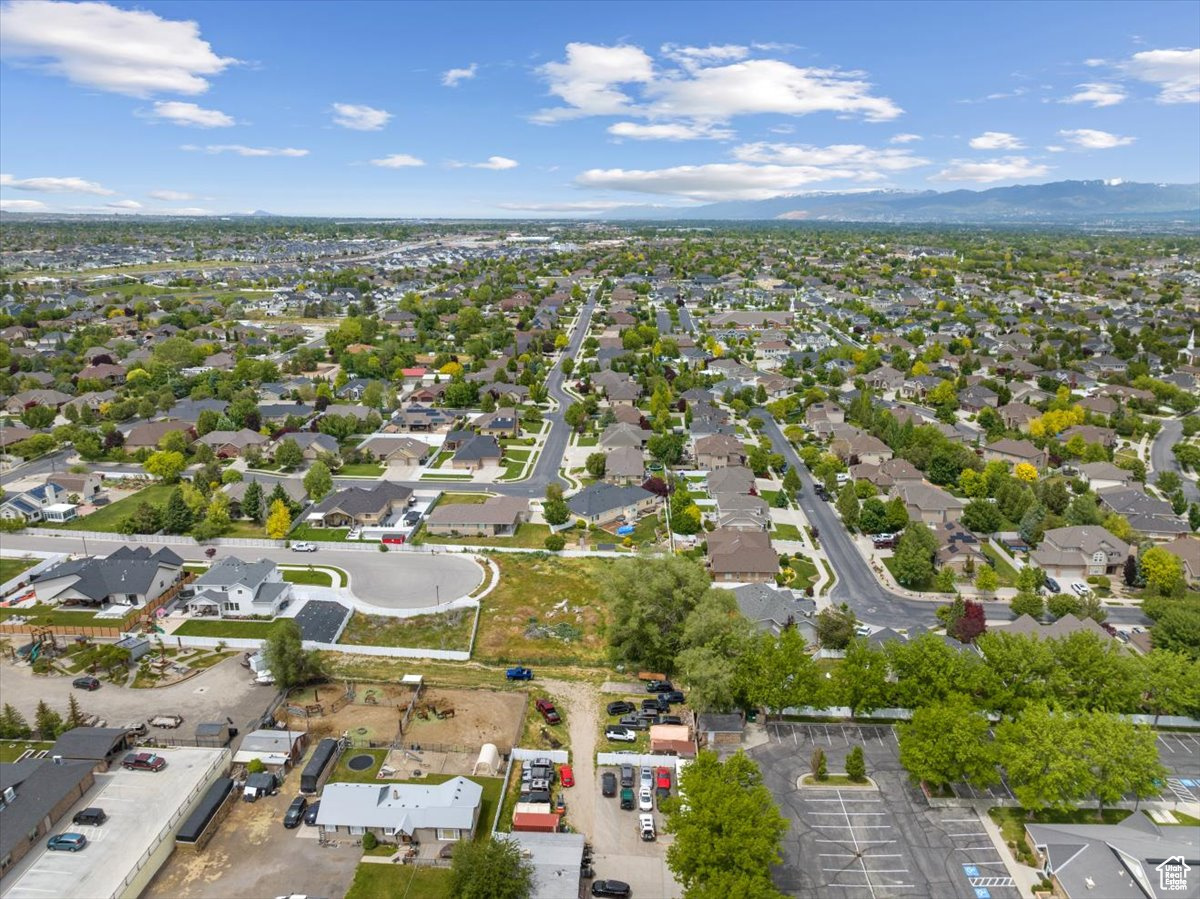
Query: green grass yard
[[0, 558, 38, 583], [172, 619, 278, 639], [883, 555, 933, 591], [51, 484, 175, 533], [345, 864, 451, 899], [338, 463, 385, 477], [0, 740, 54, 762], [436, 493, 490, 505], [416, 522, 555, 549], [0, 603, 105, 626], [287, 525, 352, 542], [338, 608, 474, 651], [773, 523, 804, 541], [981, 543, 1019, 587]]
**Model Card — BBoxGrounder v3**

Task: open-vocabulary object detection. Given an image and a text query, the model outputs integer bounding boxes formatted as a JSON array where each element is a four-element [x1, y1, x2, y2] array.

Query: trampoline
[[346, 754, 375, 771]]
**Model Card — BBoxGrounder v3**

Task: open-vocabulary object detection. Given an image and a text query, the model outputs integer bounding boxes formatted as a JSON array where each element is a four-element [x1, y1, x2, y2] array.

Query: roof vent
[[1085, 877, 1095, 889]]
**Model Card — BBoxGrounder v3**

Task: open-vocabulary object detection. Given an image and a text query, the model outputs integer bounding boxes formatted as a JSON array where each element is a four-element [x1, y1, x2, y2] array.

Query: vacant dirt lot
[[282, 686, 526, 752], [143, 772, 359, 899]]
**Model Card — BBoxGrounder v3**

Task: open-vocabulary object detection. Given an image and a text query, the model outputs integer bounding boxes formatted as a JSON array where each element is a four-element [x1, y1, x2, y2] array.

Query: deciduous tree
[[898, 697, 998, 791], [448, 836, 535, 899]]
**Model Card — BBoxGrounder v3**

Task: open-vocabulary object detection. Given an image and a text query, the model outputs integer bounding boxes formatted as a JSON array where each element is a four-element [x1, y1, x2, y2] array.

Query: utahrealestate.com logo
[[1157, 856, 1190, 892]]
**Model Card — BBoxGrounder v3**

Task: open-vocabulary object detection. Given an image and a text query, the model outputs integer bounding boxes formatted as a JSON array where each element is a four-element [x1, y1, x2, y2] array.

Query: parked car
[[664, 690, 686, 704], [601, 772, 617, 797], [592, 879, 631, 898], [122, 752, 166, 772], [559, 764, 574, 788], [619, 765, 634, 788], [641, 697, 670, 712], [71, 808, 107, 826], [72, 676, 100, 691], [123, 722, 148, 738], [639, 813, 657, 842], [660, 715, 684, 726], [1043, 576, 1061, 594], [46, 833, 87, 852], [605, 725, 636, 743], [535, 699, 561, 725], [303, 800, 320, 826], [645, 680, 673, 693], [619, 787, 635, 810], [855, 625, 872, 637], [640, 766, 653, 789], [606, 700, 636, 716], [1071, 582, 1092, 597], [618, 715, 648, 730], [638, 787, 653, 811], [290, 542, 317, 552], [283, 796, 308, 828], [505, 666, 534, 681], [655, 767, 671, 798]]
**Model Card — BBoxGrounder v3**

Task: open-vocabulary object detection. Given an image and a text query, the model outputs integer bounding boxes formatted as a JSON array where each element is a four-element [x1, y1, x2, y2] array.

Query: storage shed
[[300, 738, 341, 794], [512, 811, 561, 833], [472, 743, 501, 777]]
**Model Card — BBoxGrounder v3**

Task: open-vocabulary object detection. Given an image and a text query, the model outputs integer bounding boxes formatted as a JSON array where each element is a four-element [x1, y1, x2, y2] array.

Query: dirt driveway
[[0, 655, 272, 732], [143, 772, 359, 899], [543, 678, 598, 840]]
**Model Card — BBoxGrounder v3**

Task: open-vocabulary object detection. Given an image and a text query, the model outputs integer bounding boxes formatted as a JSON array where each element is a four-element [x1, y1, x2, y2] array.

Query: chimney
[[392, 789, 398, 799]]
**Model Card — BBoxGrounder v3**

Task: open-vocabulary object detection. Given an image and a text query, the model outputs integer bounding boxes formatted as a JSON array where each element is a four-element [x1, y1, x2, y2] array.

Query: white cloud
[[148, 189, 195, 201], [607, 121, 734, 141], [1045, 145, 1066, 153], [533, 42, 901, 126], [442, 63, 477, 87], [1062, 82, 1127, 107], [969, 131, 1025, 150], [533, 43, 655, 122], [1058, 128, 1136, 149], [148, 100, 234, 128], [106, 199, 142, 209], [496, 200, 637, 212], [1120, 48, 1200, 104], [577, 161, 898, 201], [0, 198, 48, 211], [731, 142, 928, 172], [185, 145, 308, 157], [0, 173, 114, 194], [929, 156, 1051, 183], [0, 0, 236, 96], [448, 156, 519, 170], [370, 154, 426, 168], [331, 103, 391, 131], [890, 133, 922, 144]]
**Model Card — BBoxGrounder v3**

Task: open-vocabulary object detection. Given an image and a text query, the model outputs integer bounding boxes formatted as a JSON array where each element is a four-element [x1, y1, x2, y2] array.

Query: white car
[[291, 542, 317, 553], [638, 813, 656, 841], [855, 625, 872, 637], [638, 787, 653, 811], [1070, 582, 1091, 597]]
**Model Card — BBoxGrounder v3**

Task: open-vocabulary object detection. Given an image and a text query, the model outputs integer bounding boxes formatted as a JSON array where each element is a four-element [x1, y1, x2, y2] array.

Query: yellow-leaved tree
[[1014, 462, 1039, 482], [266, 499, 292, 539]]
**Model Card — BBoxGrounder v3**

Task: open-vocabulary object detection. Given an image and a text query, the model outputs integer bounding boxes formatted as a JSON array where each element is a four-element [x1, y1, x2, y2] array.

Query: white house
[[185, 556, 292, 618], [316, 777, 482, 845]]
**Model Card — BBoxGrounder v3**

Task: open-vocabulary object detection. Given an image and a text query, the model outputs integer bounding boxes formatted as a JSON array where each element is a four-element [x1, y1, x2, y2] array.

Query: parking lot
[[1156, 731, 1200, 803], [752, 724, 1021, 899], [591, 764, 682, 899]]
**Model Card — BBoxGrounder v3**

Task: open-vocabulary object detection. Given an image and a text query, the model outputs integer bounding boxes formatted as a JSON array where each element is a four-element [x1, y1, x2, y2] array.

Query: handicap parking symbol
[[962, 865, 980, 877], [974, 889, 991, 899]]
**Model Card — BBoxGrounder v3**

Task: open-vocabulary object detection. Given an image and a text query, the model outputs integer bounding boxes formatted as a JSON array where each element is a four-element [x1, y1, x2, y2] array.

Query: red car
[[559, 764, 574, 788], [122, 752, 167, 772], [655, 767, 671, 798]]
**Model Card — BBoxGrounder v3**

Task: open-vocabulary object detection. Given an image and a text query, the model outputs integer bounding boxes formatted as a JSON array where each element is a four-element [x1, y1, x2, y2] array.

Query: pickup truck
[[505, 667, 534, 681]]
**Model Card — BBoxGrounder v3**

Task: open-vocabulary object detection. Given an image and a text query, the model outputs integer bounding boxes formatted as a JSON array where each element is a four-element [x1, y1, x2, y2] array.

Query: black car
[[660, 715, 684, 726], [592, 880, 631, 898], [618, 715, 648, 730], [641, 697, 669, 712], [282, 796, 308, 828], [71, 807, 107, 826], [607, 700, 636, 716], [645, 680, 673, 693], [664, 691, 686, 704], [303, 801, 320, 826], [601, 772, 617, 797], [72, 676, 101, 691], [619, 765, 635, 788]]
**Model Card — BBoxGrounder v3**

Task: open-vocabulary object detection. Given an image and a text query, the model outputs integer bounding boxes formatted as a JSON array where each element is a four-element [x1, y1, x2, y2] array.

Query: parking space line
[[1157, 735, 1176, 753], [793, 728, 798, 746], [947, 832, 989, 838]]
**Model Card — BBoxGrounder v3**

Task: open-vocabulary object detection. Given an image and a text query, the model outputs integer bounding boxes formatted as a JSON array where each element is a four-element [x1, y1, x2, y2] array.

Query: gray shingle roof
[[567, 484, 654, 517]]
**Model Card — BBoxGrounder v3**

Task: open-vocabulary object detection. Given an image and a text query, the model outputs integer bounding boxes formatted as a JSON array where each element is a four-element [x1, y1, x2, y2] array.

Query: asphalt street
[[0, 531, 483, 609], [751, 409, 1150, 630], [1151, 417, 1200, 503]]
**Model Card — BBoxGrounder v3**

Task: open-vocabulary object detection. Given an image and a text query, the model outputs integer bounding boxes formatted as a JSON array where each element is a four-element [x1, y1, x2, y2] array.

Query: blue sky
[[1, 0, 1197, 217]]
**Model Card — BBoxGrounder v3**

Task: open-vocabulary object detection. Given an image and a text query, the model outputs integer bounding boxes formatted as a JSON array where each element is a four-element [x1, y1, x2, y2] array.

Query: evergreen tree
[[65, 693, 87, 730], [845, 746, 867, 782], [34, 700, 64, 739], [0, 703, 31, 739], [162, 488, 194, 534], [242, 479, 264, 523]]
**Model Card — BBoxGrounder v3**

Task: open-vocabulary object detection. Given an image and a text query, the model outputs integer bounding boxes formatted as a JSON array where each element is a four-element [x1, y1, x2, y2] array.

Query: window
[[437, 828, 459, 841]]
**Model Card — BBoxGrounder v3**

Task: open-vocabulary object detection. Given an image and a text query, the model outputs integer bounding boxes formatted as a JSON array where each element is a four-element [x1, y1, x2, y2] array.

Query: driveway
[[0, 655, 273, 733], [543, 678, 598, 839]]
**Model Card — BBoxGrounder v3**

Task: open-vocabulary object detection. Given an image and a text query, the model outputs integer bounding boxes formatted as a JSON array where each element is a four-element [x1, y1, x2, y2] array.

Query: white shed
[[472, 742, 501, 776]]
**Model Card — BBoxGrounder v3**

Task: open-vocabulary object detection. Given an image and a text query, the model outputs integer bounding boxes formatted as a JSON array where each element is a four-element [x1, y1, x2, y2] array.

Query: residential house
[[1, 481, 77, 523], [451, 435, 503, 471], [832, 433, 892, 466], [197, 429, 270, 458], [892, 482, 967, 526], [731, 583, 817, 638], [603, 445, 645, 485], [358, 436, 432, 465], [45, 473, 102, 501], [713, 492, 770, 531], [849, 458, 923, 491], [1006, 612, 1116, 642], [123, 419, 197, 452], [1077, 461, 1135, 491], [4, 389, 72, 414], [599, 422, 651, 450], [566, 483, 660, 527], [707, 528, 779, 583], [997, 402, 1040, 432], [1163, 535, 1200, 586], [932, 520, 987, 575], [425, 496, 530, 537], [604, 380, 641, 408], [1030, 526, 1130, 580], [695, 434, 747, 470], [1096, 486, 1189, 540], [984, 438, 1048, 471], [316, 776, 482, 846], [472, 411, 520, 439], [31, 546, 184, 608], [308, 483, 414, 529], [280, 432, 340, 461], [1060, 424, 1117, 449], [805, 402, 845, 429], [185, 556, 292, 618], [958, 384, 999, 413], [706, 465, 755, 495], [864, 366, 904, 393]]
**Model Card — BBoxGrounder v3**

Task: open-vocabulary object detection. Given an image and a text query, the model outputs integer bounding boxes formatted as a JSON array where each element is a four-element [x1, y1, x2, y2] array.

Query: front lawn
[[346, 865, 451, 899], [338, 608, 474, 651], [281, 568, 334, 587], [785, 554, 819, 591], [773, 523, 804, 541], [172, 619, 278, 639], [475, 554, 615, 665], [51, 484, 175, 533], [339, 463, 384, 477], [222, 519, 268, 538], [436, 493, 490, 506], [981, 543, 1019, 587], [0, 558, 38, 583]]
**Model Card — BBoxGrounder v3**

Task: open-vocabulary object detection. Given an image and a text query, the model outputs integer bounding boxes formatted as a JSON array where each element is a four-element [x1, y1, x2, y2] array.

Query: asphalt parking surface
[[590, 764, 682, 899], [751, 724, 1021, 899], [1155, 731, 1200, 802]]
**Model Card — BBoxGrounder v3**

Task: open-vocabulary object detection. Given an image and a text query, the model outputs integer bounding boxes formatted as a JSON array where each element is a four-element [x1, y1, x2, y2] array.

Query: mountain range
[[602, 180, 1200, 224]]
